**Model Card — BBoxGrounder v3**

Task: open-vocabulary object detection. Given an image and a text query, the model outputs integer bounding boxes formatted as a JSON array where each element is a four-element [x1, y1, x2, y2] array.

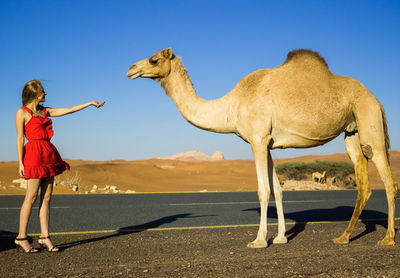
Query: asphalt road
[[1, 190, 399, 236]]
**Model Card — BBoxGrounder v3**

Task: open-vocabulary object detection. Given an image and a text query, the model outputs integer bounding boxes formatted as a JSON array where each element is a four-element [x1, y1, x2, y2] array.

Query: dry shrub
[[55, 170, 81, 188], [276, 161, 355, 183]]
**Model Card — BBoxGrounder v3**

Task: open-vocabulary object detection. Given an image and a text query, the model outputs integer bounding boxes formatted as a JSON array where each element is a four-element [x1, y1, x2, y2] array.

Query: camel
[[312, 170, 327, 183], [326, 176, 337, 186], [126, 48, 398, 247]]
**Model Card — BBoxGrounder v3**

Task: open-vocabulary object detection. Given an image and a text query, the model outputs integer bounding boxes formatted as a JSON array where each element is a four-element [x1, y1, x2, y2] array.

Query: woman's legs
[[17, 178, 41, 250], [38, 177, 58, 250]]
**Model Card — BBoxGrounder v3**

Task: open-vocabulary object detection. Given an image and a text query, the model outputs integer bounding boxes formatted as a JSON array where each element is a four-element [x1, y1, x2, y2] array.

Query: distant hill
[[155, 150, 224, 162]]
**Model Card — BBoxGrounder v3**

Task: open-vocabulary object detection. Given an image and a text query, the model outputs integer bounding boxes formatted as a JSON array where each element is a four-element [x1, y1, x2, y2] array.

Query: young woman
[[15, 80, 105, 253]]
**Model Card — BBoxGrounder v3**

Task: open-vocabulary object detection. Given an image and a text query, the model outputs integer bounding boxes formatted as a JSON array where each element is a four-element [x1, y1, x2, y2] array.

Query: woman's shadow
[[57, 213, 212, 251], [243, 206, 392, 243], [0, 213, 213, 252]]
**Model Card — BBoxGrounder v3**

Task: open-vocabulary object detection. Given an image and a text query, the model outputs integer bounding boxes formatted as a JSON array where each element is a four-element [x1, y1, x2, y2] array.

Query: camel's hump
[[284, 49, 329, 69]]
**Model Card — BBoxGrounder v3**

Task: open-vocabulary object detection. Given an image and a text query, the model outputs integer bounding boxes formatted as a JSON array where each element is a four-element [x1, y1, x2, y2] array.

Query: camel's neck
[[160, 58, 235, 133]]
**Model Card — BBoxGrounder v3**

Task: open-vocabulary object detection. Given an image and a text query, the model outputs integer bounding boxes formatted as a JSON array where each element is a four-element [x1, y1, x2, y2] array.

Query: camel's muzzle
[[126, 70, 141, 80]]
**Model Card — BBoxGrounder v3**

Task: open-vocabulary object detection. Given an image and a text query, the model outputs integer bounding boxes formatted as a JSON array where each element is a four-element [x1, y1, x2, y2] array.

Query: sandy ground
[[1, 152, 400, 277], [1, 221, 400, 277], [1, 151, 399, 195]]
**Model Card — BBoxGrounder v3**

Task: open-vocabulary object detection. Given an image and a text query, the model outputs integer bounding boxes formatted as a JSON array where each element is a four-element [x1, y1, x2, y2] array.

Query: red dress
[[22, 106, 70, 179]]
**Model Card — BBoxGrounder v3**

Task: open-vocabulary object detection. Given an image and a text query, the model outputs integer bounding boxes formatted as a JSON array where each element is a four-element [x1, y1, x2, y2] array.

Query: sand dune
[[1, 151, 399, 195]]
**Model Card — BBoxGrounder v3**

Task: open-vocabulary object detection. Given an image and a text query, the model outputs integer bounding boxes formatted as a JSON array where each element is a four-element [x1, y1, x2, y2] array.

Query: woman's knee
[[40, 178, 54, 203], [24, 192, 38, 205], [41, 193, 52, 204]]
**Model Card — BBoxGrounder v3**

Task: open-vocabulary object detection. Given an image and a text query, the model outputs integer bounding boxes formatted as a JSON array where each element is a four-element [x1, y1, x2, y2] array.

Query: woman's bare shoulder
[[16, 107, 25, 114], [16, 107, 29, 118]]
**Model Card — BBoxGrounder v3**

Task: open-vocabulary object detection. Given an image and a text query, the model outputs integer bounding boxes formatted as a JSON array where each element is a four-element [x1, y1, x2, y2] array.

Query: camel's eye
[[149, 58, 158, 65]]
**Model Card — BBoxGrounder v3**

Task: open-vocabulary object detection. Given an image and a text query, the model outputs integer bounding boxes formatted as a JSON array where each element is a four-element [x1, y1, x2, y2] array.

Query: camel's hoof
[[273, 236, 288, 244], [333, 236, 349, 245], [377, 238, 395, 246], [247, 240, 267, 248]]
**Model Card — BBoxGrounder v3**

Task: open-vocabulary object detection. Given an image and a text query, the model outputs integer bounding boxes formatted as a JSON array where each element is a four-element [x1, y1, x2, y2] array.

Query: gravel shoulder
[[1, 220, 400, 277]]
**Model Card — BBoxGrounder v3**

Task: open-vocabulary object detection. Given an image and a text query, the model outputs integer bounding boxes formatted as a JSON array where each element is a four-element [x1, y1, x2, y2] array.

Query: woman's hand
[[19, 163, 24, 177], [92, 101, 105, 108]]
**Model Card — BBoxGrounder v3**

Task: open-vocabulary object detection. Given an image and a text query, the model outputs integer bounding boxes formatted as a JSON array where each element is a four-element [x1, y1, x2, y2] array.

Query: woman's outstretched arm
[[46, 101, 105, 117]]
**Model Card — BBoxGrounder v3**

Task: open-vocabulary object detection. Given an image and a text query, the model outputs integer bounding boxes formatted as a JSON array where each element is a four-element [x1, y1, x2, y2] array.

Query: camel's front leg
[[247, 141, 271, 248], [269, 152, 287, 244]]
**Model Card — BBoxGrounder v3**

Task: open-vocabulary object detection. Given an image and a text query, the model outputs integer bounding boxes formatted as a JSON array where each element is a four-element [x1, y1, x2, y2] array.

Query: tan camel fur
[[326, 176, 337, 186], [127, 48, 398, 247], [312, 170, 327, 183]]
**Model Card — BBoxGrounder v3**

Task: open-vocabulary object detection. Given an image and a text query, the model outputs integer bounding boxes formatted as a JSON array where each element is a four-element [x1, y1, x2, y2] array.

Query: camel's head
[[126, 48, 174, 81]]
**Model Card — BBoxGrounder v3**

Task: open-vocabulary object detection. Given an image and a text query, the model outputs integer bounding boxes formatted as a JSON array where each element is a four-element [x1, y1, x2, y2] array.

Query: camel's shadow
[[0, 213, 213, 252], [243, 206, 393, 243]]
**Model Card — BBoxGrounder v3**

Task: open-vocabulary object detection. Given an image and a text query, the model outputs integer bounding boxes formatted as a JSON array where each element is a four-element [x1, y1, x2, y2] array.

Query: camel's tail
[[380, 103, 391, 161]]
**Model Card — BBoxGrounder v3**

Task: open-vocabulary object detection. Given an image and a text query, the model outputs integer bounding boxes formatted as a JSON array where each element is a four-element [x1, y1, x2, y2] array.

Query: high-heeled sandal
[[14, 237, 39, 253], [38, 236, 59, 252]]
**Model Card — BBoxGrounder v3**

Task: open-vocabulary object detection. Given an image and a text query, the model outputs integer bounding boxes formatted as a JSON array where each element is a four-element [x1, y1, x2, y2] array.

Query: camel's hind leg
[[334, 132, 371, 244], [372, 151, 398, 245], [341, 98, 398, 245]]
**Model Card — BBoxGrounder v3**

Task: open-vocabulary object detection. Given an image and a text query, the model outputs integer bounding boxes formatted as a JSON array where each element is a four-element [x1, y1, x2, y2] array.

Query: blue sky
[[1, 0, 399, 161]]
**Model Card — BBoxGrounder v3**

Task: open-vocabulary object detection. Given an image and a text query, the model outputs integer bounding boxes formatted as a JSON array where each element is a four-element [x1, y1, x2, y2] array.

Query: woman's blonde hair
[[22, 80, 44, 105]]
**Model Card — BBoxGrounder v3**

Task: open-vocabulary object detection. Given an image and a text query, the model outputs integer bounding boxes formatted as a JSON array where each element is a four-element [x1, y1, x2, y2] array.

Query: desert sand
[[1, 151, 399, 195]]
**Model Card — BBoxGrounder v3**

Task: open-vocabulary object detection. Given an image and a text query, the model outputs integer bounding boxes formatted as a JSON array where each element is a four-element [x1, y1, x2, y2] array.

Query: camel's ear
[[162, 48, 173, 59]]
